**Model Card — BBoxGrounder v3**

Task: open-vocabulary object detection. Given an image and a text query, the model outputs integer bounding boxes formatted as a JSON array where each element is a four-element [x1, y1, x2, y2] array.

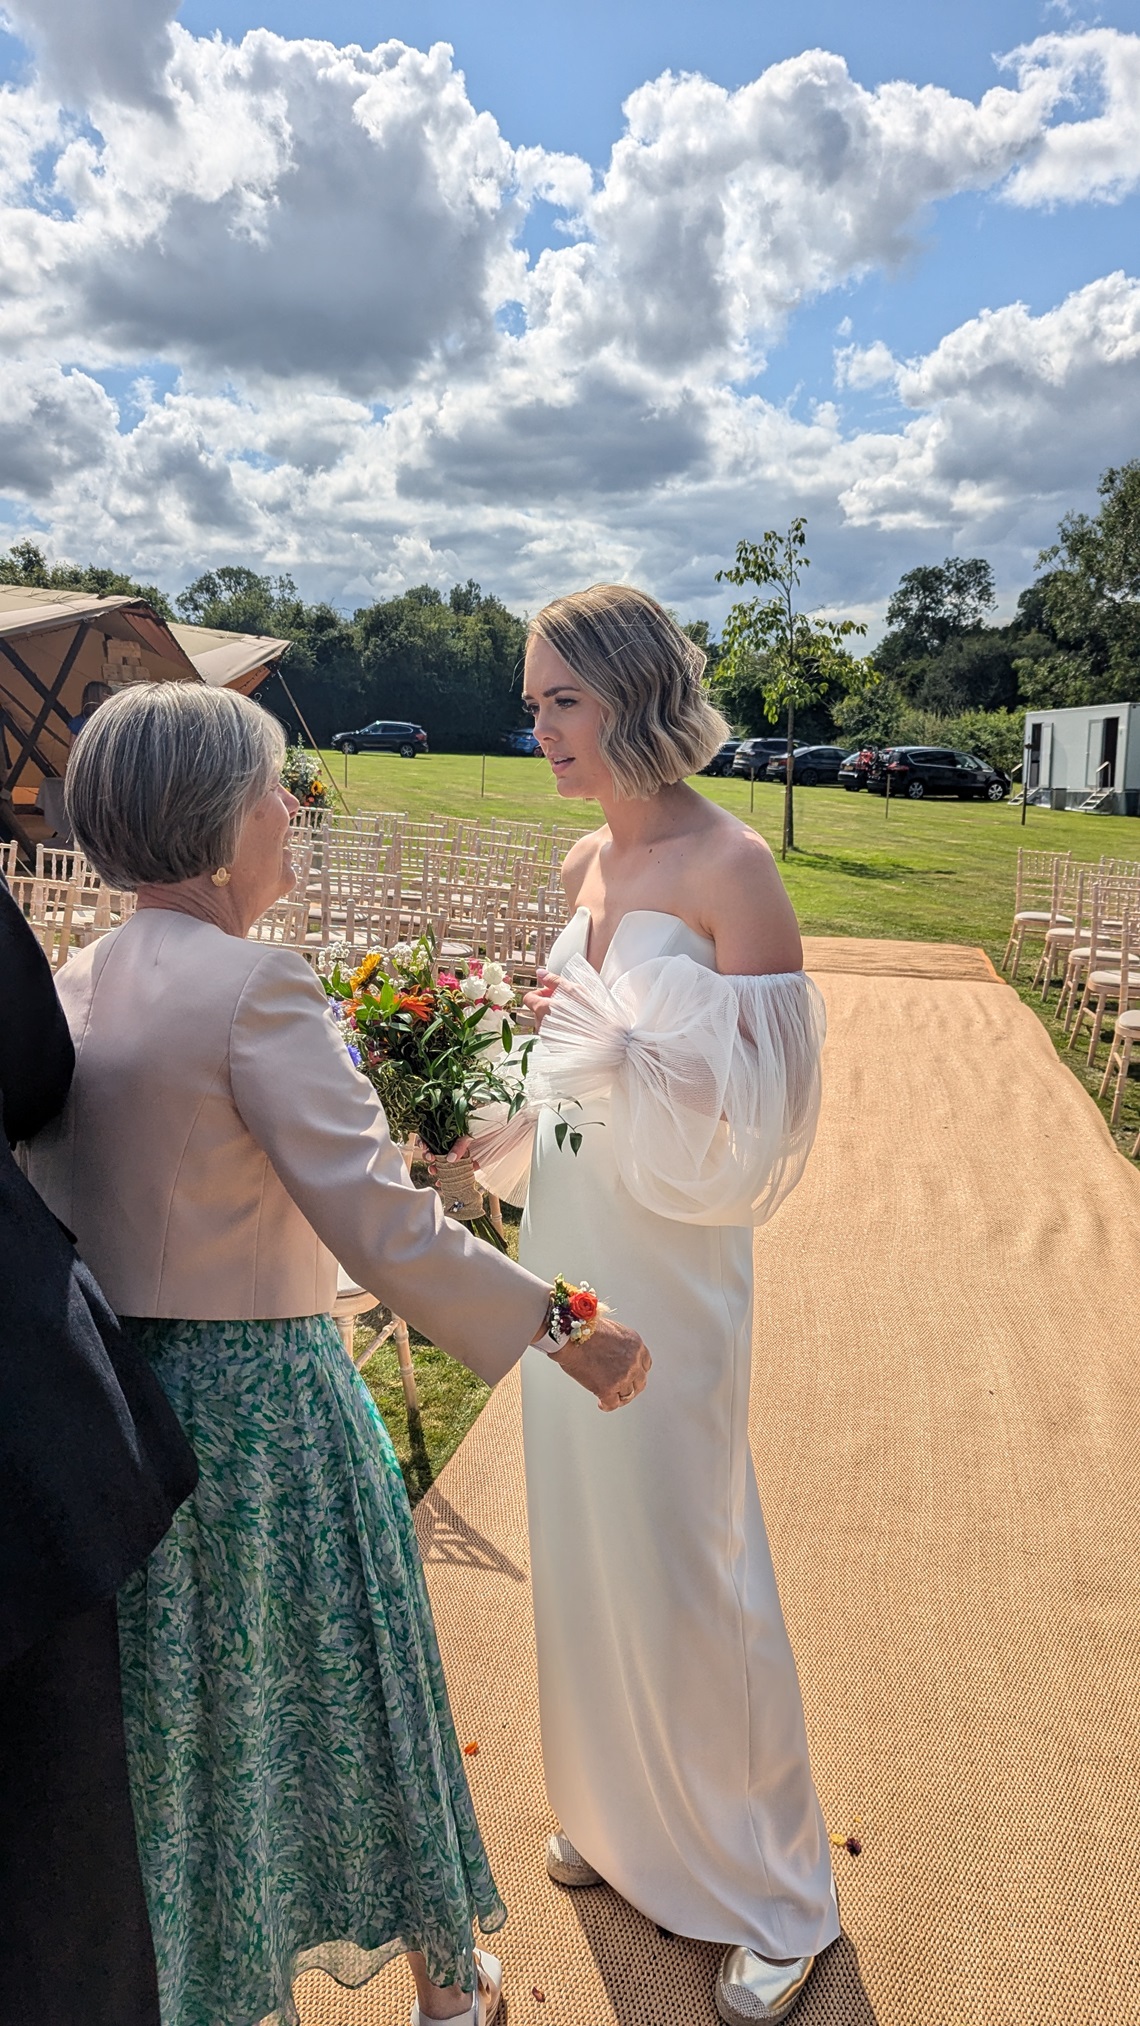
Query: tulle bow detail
[[528, 953, 826, 1227]]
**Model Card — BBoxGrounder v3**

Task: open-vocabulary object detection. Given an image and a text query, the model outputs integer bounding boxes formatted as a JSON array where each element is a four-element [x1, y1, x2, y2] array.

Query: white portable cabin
[[1022, 701, 1140, 816]]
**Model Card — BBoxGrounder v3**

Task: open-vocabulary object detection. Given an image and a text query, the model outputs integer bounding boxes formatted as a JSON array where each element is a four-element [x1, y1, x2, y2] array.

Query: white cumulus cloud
[[0, 12, 1136, 625]]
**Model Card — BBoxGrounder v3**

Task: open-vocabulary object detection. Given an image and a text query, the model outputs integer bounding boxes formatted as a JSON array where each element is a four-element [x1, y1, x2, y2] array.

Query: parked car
[[330, 720, 429, 757], [501, 728, 542, 755], [867, 747, 1010, 800], [764, 744, 848, 786], [838, 748, 877, 791], [731, 736, 789, 779], [700, 738, 742, 776]]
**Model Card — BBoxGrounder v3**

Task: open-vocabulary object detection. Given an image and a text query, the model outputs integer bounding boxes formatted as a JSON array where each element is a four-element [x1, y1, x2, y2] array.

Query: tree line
[[2, 457, 1136, 766]]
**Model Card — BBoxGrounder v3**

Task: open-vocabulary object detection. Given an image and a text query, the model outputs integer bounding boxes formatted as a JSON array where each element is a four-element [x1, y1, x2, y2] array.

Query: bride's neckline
[[572, 905, 714, 976]]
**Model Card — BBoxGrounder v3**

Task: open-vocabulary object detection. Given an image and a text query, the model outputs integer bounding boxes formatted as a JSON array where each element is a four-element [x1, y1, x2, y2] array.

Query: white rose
[[460, 975, 486, 1003], [486, 982, 513, 1007], [482, 961, 506, 990]]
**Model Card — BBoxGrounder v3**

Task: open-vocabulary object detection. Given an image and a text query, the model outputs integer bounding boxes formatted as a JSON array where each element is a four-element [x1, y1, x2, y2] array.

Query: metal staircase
[[1076, 784, 1117, 814]]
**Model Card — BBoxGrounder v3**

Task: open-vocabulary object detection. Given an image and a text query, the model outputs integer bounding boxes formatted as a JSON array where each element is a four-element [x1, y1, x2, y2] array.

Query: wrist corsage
[[541, 1275, 601, 1356]]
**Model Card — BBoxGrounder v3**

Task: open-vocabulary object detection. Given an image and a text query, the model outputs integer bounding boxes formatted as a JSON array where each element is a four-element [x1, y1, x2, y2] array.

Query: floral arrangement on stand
[[282, 744, 329, 809], [319, 932, 531, 1249]]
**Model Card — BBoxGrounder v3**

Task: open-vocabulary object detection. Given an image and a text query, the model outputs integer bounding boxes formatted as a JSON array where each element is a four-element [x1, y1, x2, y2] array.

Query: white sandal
[[410, 1949, 502, 2026]]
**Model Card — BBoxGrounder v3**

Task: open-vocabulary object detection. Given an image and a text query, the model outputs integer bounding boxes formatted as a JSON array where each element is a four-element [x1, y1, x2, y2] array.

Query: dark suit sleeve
[[0, 876, 75, 1144]]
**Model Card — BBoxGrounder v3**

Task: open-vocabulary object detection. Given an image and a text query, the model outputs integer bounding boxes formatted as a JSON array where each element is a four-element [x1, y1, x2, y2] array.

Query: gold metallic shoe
[[714, 1946, 814, 2024], [545, 1828, 603, 1887]]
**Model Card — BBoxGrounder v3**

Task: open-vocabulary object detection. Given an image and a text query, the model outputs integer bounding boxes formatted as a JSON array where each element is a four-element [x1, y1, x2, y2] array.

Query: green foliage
[[876, 470, 1140, 719], [881, 556, 996, 663], [715, 517, 874, 853], [0, 538, 173, 618], [832, 680, 1026, 774], [874, 556, 1024, 712], [175, 566, 363, 738], [1018, 460, 1140, 707], [352, 580, 527, 752], [831, 677, 907, 747]]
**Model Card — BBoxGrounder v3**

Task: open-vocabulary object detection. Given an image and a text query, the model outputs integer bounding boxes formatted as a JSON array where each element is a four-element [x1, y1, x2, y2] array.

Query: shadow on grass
[[402, 1413, 435, 1502], [787, 852, 925, 882]]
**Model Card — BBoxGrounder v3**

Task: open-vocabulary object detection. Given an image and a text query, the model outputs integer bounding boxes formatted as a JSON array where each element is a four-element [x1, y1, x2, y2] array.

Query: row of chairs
[[1003, 848, 1140, 1156], [7, 814, 580, 992], [4, 841, 136, 972]]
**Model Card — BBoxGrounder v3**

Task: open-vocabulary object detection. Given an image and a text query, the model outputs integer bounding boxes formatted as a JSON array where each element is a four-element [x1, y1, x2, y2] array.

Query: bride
[[473, 584, 839, 2024]]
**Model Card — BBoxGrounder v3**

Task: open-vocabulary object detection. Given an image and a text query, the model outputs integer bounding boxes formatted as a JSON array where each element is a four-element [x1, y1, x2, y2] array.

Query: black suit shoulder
[[0, 876, 75, 1143]]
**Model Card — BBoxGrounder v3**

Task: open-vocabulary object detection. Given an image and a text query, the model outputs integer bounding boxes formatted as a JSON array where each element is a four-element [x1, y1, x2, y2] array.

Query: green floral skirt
[[117, 1314, 504, 2026]]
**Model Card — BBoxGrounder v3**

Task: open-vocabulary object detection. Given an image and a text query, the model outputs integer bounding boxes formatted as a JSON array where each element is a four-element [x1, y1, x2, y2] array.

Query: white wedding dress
[[473, 907, 839, 1959]]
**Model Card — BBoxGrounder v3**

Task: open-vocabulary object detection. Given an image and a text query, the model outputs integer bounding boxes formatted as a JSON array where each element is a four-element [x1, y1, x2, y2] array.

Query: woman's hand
[[522, 969, 561, 1032], [425, 1137, 473, 1175], [549, 1316, 652, 1412]]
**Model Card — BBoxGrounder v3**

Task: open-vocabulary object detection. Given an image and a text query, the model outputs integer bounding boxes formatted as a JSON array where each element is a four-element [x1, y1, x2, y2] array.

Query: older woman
[[30, 683, 649, 2026]]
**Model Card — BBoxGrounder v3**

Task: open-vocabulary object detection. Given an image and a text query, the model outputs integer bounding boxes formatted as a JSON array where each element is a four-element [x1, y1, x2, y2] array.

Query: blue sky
[[0, 0, 1138, 623], [174, 0, 1140, 346]]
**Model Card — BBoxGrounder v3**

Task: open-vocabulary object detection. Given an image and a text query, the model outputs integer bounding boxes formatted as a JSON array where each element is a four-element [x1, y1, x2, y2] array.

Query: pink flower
[[437, 971, 460, 990]]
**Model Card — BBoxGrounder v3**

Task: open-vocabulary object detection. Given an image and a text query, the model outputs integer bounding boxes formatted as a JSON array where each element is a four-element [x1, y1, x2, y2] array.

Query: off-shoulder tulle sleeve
[[524, 951, 826, 1227]]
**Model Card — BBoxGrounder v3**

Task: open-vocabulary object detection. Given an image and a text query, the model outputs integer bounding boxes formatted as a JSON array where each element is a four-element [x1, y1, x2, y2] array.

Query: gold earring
[[211, 866, 231, 887]]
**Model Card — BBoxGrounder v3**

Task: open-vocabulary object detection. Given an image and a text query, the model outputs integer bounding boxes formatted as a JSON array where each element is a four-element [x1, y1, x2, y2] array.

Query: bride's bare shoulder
[[561, 826, 606, 905], [691, 813, 802, 971]]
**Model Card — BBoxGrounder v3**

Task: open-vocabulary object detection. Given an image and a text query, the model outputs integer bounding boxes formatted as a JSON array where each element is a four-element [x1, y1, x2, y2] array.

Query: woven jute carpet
[[296, 952, 1140, 2026], [802, 935, 1000, 982]]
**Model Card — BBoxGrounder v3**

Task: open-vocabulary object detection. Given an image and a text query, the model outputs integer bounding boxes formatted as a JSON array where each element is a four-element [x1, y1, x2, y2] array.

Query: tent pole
[[275, 672, 350, 814]]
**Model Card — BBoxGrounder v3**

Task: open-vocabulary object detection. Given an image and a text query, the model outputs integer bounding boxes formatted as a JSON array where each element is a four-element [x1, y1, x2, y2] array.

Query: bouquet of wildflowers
[[319, 932, 531, 1248], [282, 745, 329, 808]]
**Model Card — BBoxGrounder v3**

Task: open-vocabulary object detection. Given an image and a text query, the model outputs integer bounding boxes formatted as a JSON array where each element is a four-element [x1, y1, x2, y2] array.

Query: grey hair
[[65, 682, 286, 888], [528, 584, 729, 799]]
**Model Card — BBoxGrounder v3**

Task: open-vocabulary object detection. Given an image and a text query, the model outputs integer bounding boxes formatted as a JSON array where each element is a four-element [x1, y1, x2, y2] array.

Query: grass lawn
[[353, 1202, 524, 1504], [331, 752, 1140, 1494], [323, 746, 1140, 960]]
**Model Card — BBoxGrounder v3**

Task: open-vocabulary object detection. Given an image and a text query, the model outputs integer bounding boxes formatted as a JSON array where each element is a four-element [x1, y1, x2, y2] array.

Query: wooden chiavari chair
[[1067, 878, 1140, 1061], [1002, 848, 1070, 979], [1097, 909, 1140, 1134], [1033, 860, 1083, 999], [11, 878, 78, 972]]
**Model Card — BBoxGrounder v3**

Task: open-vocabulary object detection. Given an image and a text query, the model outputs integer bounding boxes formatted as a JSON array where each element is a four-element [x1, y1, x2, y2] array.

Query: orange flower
[[398, 990, 434, 1021], [568, 1288, 598, 1321], [463, 1741, 480, 1756]]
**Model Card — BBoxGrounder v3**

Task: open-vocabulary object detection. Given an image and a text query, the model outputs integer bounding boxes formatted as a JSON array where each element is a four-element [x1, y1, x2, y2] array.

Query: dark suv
[[764, 744, 847, 786], [731, 736, 788, 779], [330, 720, 428, 758], [700, 738, 742, 777], [868, 747, 1009, 800]]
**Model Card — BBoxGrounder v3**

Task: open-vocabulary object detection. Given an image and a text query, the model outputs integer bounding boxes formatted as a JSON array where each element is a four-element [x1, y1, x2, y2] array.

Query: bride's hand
[[550, 1316, 652, 1412], [425, 1137, 472, 1175], [522, 969, 561, 1031]]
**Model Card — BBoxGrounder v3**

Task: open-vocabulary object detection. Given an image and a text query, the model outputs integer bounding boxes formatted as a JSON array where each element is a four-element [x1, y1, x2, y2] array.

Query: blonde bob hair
[[528, 583, 729, 799]]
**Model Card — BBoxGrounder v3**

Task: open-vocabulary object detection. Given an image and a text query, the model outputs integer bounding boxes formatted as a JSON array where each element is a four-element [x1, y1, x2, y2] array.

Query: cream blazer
[[29, 909, 549, 1387]]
